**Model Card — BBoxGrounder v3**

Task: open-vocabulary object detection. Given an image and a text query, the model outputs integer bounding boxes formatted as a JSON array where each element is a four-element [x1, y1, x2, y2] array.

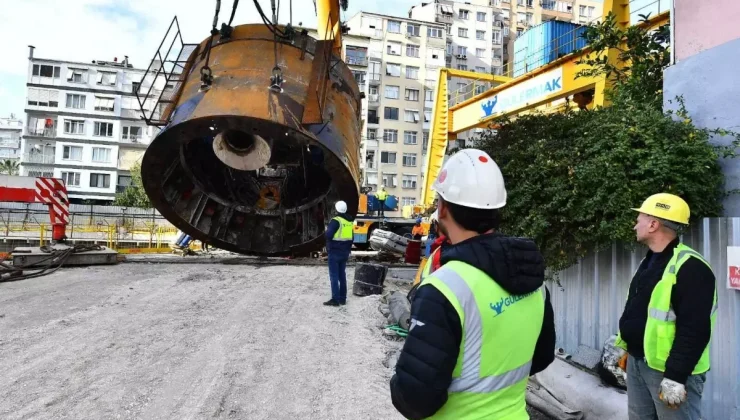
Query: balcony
[[26, 124, 57, 138], [364, 139, 379, 149], [346, 56, 369, 67], [367, 94, 380, 107], [435, 13, 453, 24], [121, 108, 145, 119], [367, 116, 380, 125], [368, 73, 381, 85], [22, 153, 55, 164]]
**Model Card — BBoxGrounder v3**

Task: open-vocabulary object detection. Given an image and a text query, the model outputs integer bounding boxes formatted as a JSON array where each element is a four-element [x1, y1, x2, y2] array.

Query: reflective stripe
[[668, 250, 707, 274], [649, 302, 718, 322], [433, 267, 535, 394], [649, 308, 677, 322]]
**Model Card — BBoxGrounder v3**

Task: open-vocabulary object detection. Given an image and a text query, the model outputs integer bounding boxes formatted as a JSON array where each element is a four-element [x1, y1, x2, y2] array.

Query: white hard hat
[[335, 200, 348, 213], [432, 149, 506, 209]]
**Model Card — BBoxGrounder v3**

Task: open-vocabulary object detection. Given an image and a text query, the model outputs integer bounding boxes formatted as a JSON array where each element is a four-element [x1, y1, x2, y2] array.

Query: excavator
[[136, 0, 362, 257]]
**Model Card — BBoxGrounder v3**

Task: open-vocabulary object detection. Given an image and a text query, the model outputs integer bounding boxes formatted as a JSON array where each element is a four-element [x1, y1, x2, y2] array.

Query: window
[[367, 128, 377, 140], [458, 9, 469, 20], [61, 172, 81, 187], [27, 88, 59, 108], [94, 97, 115, 112], [64, 120, 85, 135], [351, 70, 366, 85], [517, 28, 523, 37], [402, 174, 418, 188], [32, 64, 61, 78], [424, 110, 432, 122], [368, 109, 379, 123], [92, 147, 112, 163], [407, 24, 420, 37], [405, 88, 419, 101], [406, 44, 420, 58], [404, 110, 420, 123], [118, 175, 132, 188], [422, 132, 429, 154], [387, 42, 402, 56], [458, 28, 468, 38], [475, 85, 486, 94], [90, 173, 111, 188], [346, 46, 368, 66], [405, 66, 419, 80], [475, 66, 486, 73], [122, 126, 142, 141], [476, 48, 486, 58], [476, 30, 486, 40], [517, 12, 526, 23], [383, 129, 398, 143], [67, 68, 88, 83], [387, 20, 401, 33], [503, 26, 510, 37], [493, 31, 502, 44], [588, 6, 595, 17], [456, 64, 468, 71], [424, 90, 434, 102], [369, 61, 381, 80], [527, 0, 534, 6], [93, 122, 114, 137], [66, 94, 86, 109], [366, 172, 378, 185], [386, 63, 401, 77], [97, 71, 118, 86], [404, 131, 418, 145], [527, 13, 533, 24], [382, 173, 398, 187], [477, 12, 487, 22], [62, 145, 83, 160], [427, 27, 443, 38], [457, 46, 467, 55], [401, 197, 416, 206], [28, 170, 54, 177], [385, 85, 400, 99], [384, 107, 399, 120], [381, 151, 397, 164]]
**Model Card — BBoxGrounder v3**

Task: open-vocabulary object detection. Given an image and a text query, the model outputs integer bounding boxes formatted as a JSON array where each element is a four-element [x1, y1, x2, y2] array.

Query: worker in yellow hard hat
[[376, 186, 388, 217], [390, 149, 555, 419], [614, 193, 717, 419]]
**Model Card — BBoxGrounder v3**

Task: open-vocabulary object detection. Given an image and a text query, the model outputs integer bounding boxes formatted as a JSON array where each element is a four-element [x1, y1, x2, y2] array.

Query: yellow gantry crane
[[421, 0, 670, 208]]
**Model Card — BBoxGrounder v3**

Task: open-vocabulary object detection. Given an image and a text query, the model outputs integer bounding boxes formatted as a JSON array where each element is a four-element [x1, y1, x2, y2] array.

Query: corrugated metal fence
[[551, 218, 740, 420]]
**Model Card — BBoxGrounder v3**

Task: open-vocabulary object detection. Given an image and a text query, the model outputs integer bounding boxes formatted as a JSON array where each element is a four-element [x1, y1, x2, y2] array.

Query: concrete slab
[[11, 246, 118, 268]]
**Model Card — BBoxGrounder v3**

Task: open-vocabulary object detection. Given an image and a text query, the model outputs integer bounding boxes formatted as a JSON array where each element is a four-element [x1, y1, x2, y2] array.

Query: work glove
[[658, 378, 687, 409]]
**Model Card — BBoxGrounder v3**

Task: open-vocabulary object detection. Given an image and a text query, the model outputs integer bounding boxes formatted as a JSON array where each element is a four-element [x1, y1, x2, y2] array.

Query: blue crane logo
[[481, 96, 499, 117]]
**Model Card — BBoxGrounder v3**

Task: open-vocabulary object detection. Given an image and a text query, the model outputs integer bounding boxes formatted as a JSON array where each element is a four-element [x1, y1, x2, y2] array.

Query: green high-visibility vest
[[420, 260, 545, 419], [420, 247, 440, 282], [332, 216, 353, 241], [615, 243, 718, 374], [377, 190, 388, 200]]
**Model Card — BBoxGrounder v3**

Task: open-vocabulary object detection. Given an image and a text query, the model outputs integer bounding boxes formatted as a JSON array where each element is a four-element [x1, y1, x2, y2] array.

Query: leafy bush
[[114, 163, 152, 208]]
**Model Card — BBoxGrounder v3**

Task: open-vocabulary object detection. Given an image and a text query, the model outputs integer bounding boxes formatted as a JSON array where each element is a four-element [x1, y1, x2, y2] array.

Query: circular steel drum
[[141, 25, 362, 255]]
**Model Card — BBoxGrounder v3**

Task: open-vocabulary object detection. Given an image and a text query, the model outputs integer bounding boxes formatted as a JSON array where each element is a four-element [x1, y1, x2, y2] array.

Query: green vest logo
[[489, 290, 537, 317]]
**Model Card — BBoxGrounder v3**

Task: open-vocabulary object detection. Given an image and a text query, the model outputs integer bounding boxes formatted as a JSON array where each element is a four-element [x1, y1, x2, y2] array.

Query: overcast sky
[[0, 0, 421, 119]]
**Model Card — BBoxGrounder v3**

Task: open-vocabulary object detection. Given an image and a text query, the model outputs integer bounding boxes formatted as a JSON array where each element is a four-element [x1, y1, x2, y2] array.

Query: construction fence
[[551, 217, 740, 420], [0, 202, 181, 254]]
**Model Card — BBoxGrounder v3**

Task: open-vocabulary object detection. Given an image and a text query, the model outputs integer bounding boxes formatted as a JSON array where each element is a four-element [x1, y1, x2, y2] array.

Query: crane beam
[[316, 0, 343, 57]]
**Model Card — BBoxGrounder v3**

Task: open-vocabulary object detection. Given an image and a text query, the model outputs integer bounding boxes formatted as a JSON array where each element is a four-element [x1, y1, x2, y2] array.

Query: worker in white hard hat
[[390, 149, 556, 419], [323, 200, 354, 306], [614, 193, 717, 419]]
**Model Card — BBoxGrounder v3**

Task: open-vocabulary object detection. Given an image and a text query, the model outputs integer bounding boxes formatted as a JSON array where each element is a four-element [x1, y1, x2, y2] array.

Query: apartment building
[[21, 47, 161, 203], [0, 115, 23, 163], [342, 12, 448, 213]]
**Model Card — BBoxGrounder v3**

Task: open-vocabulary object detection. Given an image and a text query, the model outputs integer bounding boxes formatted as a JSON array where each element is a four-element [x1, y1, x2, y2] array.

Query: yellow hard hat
[[632, 193, 690, 225]]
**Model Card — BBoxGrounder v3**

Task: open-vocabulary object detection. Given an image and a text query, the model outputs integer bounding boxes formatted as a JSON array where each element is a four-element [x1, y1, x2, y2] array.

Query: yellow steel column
[[316, 0, 342, 57], [421, 69, 452, 207], [593, 0, 631, 107]]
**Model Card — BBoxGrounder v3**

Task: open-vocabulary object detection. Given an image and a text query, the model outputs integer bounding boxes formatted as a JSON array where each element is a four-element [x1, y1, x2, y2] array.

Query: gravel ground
[[0, 263, 552, 420]]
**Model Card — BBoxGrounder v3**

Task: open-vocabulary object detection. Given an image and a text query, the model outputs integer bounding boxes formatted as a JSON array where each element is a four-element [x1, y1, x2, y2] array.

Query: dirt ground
[[0, 262, 551, 420]]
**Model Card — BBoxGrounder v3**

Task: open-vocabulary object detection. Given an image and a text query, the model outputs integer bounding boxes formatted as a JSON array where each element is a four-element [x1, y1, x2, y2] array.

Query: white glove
[[659, 378, 687, 408]]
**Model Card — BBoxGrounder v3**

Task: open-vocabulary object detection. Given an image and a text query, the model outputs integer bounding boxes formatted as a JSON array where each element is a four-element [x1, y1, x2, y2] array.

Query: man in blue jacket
[[324, 200, 354, 306]]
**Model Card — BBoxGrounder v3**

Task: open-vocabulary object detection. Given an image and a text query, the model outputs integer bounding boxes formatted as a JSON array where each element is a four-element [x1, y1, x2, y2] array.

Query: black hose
[[0, 244, 104, 283], [228, 0, 239, 25]]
